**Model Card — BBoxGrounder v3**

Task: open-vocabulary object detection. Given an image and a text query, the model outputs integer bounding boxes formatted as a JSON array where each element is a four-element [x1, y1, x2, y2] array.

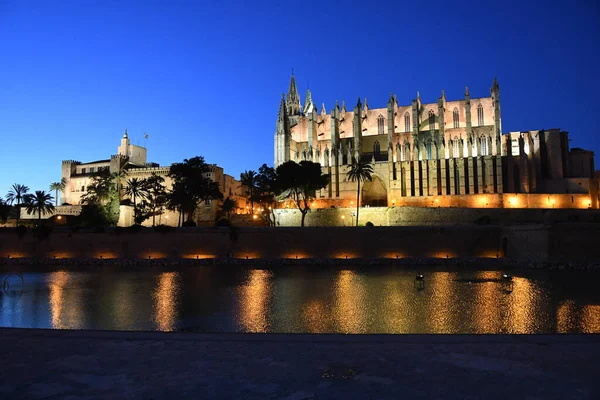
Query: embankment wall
[[1, 225, 599, 262]]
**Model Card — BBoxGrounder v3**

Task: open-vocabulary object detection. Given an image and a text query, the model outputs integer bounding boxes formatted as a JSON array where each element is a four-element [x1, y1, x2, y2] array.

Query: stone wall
[[0, 224, 599, 262], [274, 206, 600, 227]]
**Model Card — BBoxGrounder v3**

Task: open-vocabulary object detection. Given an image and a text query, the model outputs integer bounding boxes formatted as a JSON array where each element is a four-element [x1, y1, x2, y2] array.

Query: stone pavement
[[0, 329, 599, 399]]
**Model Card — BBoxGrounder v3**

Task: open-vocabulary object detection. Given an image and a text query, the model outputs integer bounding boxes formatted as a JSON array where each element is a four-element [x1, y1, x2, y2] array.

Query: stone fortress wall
[[1, 224, 599, 263]]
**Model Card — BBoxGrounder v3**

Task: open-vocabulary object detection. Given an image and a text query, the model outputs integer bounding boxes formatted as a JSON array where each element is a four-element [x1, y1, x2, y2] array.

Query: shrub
[[474, 215, 491, 226], [216, 218, 231, 227], [15, 225, 27, 238], [365, 221, 374, 227], [154, 224, 173, 234], [33, 225, 53, 241], [127, 224, 145, 234], [182, 220, 197, 227]]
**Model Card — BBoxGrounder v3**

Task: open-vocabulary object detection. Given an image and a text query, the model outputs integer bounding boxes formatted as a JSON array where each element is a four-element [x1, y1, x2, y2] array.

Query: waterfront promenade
[[1, 328, 598, 399]]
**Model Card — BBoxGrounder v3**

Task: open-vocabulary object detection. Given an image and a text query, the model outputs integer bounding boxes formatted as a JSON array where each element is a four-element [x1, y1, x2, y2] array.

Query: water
[[1, 266, 599, 333]]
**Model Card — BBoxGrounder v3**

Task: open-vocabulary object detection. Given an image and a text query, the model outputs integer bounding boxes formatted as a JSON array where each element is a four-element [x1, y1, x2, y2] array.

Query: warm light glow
[[49, 271, 83, 329], [334, 270, 367, 333], [350, 201, 354, 205], [57, 215, 62, 220], [152, 272, 180, 331], [435, 199, 439, 203], [252, 214, 258, 220], [341, 215, 345, 219], [509, 197, 517, 206], [165, 215, 169, 219], [311, 202, 315, 207], [239, 269, 272, 333]]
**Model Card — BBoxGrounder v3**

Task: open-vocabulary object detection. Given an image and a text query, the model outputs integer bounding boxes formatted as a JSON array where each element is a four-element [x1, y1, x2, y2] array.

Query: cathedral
[[274, 74, 598, 209]]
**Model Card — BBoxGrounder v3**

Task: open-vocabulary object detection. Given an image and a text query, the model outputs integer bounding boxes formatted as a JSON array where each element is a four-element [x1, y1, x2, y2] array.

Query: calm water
[[1, 266, 599, 334]]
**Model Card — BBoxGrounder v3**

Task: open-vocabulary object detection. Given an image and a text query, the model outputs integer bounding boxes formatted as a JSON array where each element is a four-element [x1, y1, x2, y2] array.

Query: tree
[[275, 161, 329, 227], [144, 173, 167, 226], [220, 197, 236, 219], [168, 156, 223, 224], [254, 164, 278, 226], [5, 183, 29, 226], [80, 171, 119, 226], [240, 170, 258, 213], [49, 178, 66, 206], [0, 199, 10, 224], [346, 157, 374, 226], [23, 190, 55, 225], [111, 170, 128, 201], [124, 177, 149, 225]]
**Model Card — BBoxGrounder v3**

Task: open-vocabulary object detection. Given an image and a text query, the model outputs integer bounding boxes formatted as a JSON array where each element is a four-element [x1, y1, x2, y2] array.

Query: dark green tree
[[220, 197, 236, 219], [49, 178, 66, 206], [80, 171, 119, 226], [0, 199, 10, 224], [254, 164, 278, 226], [23, 190, 55, 225], [240, 170, 258, 213], [346, 158, 374, 226], [275, 161, 329, 227], [124, 177, 149, 225], [144, 173, 167, 226], [168, 156, 223, 224], [5, 183, 30, 226]]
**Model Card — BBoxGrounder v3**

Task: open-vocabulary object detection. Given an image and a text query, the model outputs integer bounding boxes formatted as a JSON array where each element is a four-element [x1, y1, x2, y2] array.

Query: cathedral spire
[[303, 89, 314, 115], [277, 93, 287, 124], [286, 71, 301, 116]]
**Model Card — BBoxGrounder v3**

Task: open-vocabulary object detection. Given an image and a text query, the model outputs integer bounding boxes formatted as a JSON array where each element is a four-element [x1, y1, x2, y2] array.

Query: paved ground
[[1, 329, 599, 399]]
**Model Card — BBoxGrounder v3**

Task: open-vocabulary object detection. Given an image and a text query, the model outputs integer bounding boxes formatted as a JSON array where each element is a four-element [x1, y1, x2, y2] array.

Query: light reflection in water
[[239, 269, 272, 332], [152, 272, 180, 331], [334, 270, 367, 333], [49, 271, 83, 329], [1, 267, 598, 333]]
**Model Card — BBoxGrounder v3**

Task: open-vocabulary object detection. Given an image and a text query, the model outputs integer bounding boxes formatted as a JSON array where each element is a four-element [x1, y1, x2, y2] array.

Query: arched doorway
[[361, 175, 387, 207]]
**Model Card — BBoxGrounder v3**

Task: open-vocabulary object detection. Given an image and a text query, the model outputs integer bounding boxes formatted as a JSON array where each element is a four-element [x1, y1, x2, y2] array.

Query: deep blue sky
[[1, 0, 599, 197]]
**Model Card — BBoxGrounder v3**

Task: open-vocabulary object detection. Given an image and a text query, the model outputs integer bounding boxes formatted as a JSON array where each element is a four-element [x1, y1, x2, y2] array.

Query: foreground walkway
[[1, 329, 599, 399]]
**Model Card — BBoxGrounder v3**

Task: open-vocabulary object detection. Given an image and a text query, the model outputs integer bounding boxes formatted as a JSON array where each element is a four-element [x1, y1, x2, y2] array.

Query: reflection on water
[[238, 269, 272, 332], [1, 267, 599, 334], [153, 272, 180, 331]]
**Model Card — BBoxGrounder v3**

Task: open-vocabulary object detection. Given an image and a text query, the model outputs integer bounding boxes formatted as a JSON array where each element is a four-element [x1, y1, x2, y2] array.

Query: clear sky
[[1, 0, 599, 198]]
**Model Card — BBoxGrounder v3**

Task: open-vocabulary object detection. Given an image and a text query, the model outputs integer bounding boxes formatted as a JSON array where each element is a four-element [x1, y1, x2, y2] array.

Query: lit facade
[[274, 74, 598, 209]]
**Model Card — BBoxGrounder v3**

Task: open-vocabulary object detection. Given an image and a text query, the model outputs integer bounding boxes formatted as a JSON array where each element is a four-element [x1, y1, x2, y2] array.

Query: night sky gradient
[[1, 0, 599, 197]]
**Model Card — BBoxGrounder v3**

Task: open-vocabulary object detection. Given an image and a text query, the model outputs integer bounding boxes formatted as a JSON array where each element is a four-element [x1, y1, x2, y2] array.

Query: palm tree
[[220, 197, 236, 219], [346, 158, 374, 226], [240, 170, 257, 213], [5, 183, 30, 226], [111, 169, 128, 200], [24, 190, 55, 225], [49, 178, 66, 206], [124, 178, 149, 224]]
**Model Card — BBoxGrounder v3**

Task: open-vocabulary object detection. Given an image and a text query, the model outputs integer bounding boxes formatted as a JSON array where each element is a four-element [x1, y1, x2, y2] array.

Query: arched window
[[374, 140, 381, 156], [480, 136, 488, 156], [453, 108, 459, 128], [402, 143, 409, 161], [453, 139, 460, 158], [404, 112, 410, 133], [428, 110, 435, 131], [377, 115, 385, 135], [477, 104, 484, 126], [426, 140, 432, 160]]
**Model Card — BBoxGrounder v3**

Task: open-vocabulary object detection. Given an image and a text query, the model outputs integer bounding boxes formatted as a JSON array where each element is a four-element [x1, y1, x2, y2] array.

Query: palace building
[[57, 131, 248, 226], [274, 74, 598, 209]]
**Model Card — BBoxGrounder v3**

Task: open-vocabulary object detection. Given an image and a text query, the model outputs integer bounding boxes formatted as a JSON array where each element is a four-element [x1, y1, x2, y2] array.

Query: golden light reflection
[[49, 271, 83, 329], [302, 300, 327, 333], [508, 277, 536, 333], [471, 271, 501, 333], [334, 270, 367, 333], [580, 305, 600, 333], [152, 272, 180, 331], [95, 252, 117, 259], [239, 269, 272, 332], [556, 300, 577, 333], [427, 272, 457, 333], [182, 253, 215, 259], [381, 278, 409, 333]]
